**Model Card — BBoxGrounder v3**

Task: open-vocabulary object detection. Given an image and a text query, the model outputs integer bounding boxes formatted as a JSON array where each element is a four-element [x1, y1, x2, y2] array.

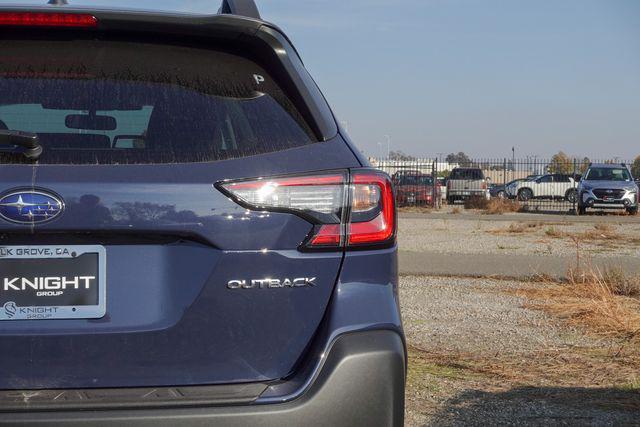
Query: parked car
[[436, 177, 448, 201], [512, 174, 577, 202], [0, 2, 405, 425], [492, 178, 528, 199], [391, 169, 422, 185], [446, 167, 490, 204], [578, 163, 638, 215], [395, 174, 441, 206]]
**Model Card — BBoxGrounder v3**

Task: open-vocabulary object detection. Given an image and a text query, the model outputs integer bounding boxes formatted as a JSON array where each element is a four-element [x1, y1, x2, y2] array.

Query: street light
[[383, 134, 391, 159]]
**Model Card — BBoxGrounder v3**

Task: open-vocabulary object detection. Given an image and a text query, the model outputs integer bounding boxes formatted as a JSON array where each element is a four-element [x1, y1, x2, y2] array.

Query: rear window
[[0, 39, 315, 164], [398, 175, 433, 186], [449, 169, 484, 180]]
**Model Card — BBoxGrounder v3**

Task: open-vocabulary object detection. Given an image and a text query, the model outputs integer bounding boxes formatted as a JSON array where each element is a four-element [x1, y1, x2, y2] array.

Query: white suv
[[513, 174, 577, 202]]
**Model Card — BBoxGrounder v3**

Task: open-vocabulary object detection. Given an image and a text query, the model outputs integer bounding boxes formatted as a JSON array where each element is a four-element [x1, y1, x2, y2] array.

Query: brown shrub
[[463, 196, 490, 210], [484, 199, 522, 215], [464, 197, 521, 214], [544, 226, 563, 238]]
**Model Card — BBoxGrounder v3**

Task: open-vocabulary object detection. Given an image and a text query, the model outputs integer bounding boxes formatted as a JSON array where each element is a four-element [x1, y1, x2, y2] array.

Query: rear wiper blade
[[0, 130, 43, 160]]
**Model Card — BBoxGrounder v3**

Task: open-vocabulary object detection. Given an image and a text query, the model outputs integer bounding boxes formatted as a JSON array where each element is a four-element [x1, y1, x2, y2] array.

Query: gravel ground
[[398, 217, 640, 258], [401, 276, 640, 426], [401, 276, 590, 355]]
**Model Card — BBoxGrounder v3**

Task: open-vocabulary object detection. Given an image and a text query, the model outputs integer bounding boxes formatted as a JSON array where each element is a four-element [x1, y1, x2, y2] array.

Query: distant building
[[369, 158, 459, 176]]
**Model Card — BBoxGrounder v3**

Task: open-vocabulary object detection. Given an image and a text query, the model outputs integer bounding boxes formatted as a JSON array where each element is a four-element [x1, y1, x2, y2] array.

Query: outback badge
[[228, 277, 316, 289]]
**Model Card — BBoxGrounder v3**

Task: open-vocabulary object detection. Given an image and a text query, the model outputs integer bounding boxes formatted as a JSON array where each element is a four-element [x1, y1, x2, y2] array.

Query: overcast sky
[[6, 0, 640, 159]]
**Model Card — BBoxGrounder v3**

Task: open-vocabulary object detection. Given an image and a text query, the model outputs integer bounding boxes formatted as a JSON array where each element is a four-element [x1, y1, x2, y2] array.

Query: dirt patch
[[401, 276, 640, 426]]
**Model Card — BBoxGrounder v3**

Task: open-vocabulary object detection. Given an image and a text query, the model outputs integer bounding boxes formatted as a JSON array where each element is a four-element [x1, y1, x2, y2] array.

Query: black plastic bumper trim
[[0, 330, 405, 426]]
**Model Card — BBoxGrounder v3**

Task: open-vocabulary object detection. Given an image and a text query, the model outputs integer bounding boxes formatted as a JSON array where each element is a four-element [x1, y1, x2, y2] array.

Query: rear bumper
[[448, 190, 489, 199], [0, 330, 405, 427]]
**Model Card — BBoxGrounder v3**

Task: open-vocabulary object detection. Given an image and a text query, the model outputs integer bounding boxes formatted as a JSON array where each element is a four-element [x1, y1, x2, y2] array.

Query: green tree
[[632, 155, 640, 179], [388, 150, 415, 161], [547, 151, 573, 174], [446, 152, 471, 166], [579, 157, 591, 174]]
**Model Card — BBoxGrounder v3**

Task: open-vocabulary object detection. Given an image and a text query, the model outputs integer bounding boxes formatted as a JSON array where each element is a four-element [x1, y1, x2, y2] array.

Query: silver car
[[578, 163, 638, 215], [446, 167, 490, 204]]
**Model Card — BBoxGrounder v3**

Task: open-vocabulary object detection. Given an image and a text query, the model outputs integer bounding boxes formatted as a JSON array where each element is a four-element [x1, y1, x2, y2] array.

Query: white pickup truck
[[512, 174, 577, 202]]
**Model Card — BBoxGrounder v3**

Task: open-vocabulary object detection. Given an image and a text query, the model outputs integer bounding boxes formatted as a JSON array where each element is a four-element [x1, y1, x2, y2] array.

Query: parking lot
[[399, 210, 640, 425]]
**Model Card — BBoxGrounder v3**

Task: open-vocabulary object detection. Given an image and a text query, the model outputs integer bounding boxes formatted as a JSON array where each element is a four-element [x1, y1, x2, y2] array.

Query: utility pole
[[383, 134, 391, 159], [511, 147, 515, 181]]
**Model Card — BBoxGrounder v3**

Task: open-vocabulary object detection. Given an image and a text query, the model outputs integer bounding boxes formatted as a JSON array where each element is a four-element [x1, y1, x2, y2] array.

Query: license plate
[[407, 196, 416, 203], [0, 246, 106, 321]]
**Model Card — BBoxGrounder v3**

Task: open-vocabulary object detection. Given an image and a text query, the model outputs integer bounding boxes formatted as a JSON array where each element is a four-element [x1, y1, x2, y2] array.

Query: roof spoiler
[[218, 0, 261, 19]]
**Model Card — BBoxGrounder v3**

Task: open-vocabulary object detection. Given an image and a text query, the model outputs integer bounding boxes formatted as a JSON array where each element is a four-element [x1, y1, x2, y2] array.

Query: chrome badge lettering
[[227, 277, 316, 289]]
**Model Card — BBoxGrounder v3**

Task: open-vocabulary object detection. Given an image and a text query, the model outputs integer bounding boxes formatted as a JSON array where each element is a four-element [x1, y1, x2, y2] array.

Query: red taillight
[[0, 12, 97, 28], [347, 171, 395, 247], [217, 169, 396, 251]]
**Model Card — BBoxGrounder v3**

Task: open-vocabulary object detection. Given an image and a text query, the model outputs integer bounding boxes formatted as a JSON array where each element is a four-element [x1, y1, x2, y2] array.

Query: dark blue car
[[0, 1, 405, 425]]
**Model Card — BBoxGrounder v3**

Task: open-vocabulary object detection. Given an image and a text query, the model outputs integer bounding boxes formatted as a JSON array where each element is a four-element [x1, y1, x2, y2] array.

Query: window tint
[[538, 175, 553, 183], [0, 39, 315, 164], [554, 175, 571, 183], [449, 169, 484, 180], [585, 167, 631, 181], [398, 175, 433, 186]]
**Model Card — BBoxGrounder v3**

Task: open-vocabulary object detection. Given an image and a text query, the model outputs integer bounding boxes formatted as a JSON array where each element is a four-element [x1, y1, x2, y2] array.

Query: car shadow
[[426, 386, 640, 426]]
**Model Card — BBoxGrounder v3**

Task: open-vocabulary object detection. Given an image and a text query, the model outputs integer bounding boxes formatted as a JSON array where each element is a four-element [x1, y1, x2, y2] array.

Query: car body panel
[[513, 174, 576, 200], [0, 4, 405, 423]]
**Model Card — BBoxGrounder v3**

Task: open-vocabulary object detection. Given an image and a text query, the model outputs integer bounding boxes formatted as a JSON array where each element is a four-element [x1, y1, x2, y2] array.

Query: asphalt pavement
[[399, 250, 640, 278], [398, 211, 640, 278]]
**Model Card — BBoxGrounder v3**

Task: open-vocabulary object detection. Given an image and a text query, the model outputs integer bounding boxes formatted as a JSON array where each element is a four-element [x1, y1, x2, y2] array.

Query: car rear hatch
[[0, 11, 361, 390], [447, 169, 487, 194]]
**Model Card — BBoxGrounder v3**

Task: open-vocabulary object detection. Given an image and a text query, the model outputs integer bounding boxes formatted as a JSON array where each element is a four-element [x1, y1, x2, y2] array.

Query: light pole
[[383, 134, 391, 159]]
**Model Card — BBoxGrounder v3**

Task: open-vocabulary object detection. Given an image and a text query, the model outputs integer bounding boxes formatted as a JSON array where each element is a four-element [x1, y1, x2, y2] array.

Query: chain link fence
[[370, 157, 637, 214]]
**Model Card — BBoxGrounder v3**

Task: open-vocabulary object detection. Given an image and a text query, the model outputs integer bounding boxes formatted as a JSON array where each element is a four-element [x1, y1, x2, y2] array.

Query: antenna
[[218, 0, 261, 19]]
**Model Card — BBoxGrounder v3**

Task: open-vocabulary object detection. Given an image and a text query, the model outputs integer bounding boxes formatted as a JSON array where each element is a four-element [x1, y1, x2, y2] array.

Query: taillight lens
[[347, 172, 395, 247], [0, 12, 97, 28], [217, 169, 396, 250]]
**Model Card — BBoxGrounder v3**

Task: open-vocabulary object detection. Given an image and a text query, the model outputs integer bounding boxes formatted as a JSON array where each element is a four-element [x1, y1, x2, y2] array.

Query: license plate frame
[[0, 245, 106, 321]]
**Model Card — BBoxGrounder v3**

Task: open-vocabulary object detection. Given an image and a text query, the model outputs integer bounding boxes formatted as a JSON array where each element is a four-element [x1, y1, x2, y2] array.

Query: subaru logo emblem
[[0, 189, 64, 224]]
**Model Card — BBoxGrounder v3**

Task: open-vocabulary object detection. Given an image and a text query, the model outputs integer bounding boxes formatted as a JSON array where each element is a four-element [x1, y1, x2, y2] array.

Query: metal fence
[[369, 157, 636, 214]]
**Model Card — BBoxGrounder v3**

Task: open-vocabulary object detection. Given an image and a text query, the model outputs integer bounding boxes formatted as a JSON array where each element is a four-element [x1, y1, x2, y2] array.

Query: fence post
[[432, 160, 437, 209], [572, 158, 577, 214], [503, 158, 507, 189]]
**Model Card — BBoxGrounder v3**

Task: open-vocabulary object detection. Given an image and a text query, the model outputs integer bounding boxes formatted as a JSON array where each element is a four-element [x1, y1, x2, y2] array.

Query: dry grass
[[451, 207, 461, 214], [463, 196, 490, 210], [463, 196, 522, 214], [505, 221, 544, 233], [544, 226, 563, 238], [483, 198, 522, 214], [519, 267, 640, 348], [540, 223, 640, 249], [398, 206, 434, 214]]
